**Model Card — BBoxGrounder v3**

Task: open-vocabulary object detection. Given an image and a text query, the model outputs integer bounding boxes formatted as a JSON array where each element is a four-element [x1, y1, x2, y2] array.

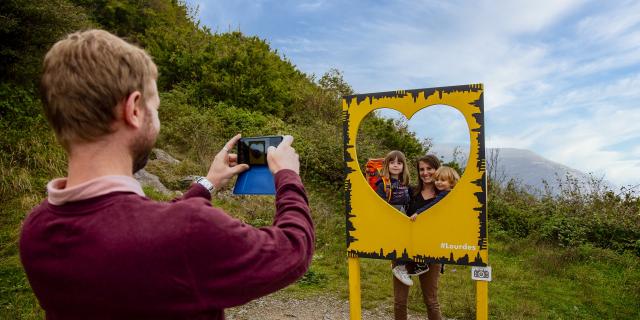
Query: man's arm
[[183, 134, 313, 308], [184, 169, 313, 308]]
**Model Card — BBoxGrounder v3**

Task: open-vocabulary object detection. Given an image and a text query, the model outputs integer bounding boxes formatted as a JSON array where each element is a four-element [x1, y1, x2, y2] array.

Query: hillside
[[489, 148, 603, 193], [429, 145, 606, 194], [1, 1, 638, 319]]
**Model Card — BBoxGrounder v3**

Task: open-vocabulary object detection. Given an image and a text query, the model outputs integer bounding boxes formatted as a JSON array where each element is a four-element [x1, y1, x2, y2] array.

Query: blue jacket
[[415, 190, 450, 215]]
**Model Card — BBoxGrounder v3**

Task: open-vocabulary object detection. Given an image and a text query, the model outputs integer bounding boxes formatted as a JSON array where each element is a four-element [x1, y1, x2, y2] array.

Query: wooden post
[[476, 279, 488, 320], [348, 255, 361, 320]]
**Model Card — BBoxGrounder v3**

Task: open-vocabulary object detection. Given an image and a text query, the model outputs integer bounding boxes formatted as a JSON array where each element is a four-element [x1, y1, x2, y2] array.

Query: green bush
[[540, 214, 588, 247], [489, 175, 640, 256], [1, 0, 92, 85], [488, 198, 531, 238], [2, 1, 639, 318], [358, 114, 427, 163], [290, 119, 343, 186]]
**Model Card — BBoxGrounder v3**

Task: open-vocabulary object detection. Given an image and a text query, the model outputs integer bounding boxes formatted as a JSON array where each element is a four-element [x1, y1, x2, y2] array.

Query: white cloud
[[273, 37, 330, 54], [606, 161, 640, 187], [544, 73, 640, 115], [576, 0, 640, 46], [306, 1, 579, 111], [187, 0, 640, 186], [535, 105, 640, 186], [295, 0, 327, 11], [565, 47, 640, 78]]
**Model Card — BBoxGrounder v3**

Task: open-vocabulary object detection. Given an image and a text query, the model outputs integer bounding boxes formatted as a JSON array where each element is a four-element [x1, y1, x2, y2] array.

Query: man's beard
[[131, 144, 151, 174], [130, 115, 156, 174]]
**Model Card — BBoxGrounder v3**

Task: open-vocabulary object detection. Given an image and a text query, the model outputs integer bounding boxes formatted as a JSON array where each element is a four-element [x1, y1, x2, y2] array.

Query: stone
[[152, 148, 181, 164], [134, 168, 173, 196]]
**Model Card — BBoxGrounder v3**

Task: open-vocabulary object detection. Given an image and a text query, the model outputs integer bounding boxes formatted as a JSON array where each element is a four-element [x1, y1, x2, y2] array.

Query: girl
[[376, 150, 411, 214], [375, 150, 413, 286]]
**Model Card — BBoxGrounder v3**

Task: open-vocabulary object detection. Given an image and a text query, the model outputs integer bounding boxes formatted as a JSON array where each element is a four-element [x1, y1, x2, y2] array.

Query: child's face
[[434, 177, 452, 191], [388, 158, 404, 177]]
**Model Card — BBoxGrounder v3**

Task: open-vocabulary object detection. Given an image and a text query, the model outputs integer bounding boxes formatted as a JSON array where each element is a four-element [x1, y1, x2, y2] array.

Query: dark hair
[[414, 154, 441, 196]]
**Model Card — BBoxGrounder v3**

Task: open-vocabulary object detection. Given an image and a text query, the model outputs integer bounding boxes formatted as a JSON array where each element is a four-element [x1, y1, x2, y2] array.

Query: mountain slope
[[429, 145, 603, 194]]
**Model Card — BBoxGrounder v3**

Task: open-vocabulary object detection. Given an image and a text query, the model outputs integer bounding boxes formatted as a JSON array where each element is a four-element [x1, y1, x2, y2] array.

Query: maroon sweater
[[20, 170, 314, 319]]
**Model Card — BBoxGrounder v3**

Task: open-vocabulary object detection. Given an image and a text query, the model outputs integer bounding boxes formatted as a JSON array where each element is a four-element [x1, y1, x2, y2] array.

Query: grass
[[486, 237, 640, 320], [271, 230, 640, 320], [1, 163, 639, 319], [0, 196, 45, 319]]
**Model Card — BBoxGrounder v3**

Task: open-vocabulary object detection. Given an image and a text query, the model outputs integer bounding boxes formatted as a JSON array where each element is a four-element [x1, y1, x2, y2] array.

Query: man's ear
[[122, 91, 143, 129]]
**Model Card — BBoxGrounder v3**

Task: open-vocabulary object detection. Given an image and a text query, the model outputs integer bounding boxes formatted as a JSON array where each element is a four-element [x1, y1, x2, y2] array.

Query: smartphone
[[237, 136, 284, 166], [233, 135, 284, 195]]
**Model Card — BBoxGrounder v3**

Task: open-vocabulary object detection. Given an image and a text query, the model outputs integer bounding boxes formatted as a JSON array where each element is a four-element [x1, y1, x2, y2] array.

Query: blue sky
[[186, 0, 640, 187]]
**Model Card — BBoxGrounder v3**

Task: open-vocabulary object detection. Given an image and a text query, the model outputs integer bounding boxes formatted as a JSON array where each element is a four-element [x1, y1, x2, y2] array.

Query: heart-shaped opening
[[355, 104, 471, 218]]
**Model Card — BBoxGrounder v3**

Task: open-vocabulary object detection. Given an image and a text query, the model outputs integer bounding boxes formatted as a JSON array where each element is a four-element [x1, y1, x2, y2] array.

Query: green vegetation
[[1, 1, 638, 319], [489, 173, 640, 256]]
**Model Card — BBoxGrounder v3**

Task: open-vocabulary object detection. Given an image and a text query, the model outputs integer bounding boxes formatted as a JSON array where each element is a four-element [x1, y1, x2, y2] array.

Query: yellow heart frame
[[343, 84, 487, 266]]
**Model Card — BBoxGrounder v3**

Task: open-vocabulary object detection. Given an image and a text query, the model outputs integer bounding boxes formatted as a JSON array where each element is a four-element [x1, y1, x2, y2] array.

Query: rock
[[134, 168, 173, 196], [152, 148, 181, 164]]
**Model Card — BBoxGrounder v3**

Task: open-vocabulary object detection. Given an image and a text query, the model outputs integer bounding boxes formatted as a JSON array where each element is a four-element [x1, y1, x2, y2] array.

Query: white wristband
[[195, 176, 215, 194]]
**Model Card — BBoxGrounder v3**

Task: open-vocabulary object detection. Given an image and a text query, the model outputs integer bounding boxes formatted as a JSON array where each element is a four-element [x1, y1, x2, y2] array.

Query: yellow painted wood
[[343, 85, 489, 319], [476, 280, 488, 320], [348, 256, 362, 320], [343, 85, 487, 264]]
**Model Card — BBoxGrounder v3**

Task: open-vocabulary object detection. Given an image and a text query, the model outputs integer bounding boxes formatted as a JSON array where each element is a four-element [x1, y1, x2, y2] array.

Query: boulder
[[152, 148, 181, 164], [134, 168, 174, 196]]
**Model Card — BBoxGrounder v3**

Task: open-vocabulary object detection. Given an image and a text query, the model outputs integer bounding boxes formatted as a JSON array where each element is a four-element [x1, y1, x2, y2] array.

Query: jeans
[[393, 263, 442, 320]]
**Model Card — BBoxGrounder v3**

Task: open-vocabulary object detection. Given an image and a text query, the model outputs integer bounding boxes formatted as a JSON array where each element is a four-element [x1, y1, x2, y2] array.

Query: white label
[[471, 266, 492, 281]]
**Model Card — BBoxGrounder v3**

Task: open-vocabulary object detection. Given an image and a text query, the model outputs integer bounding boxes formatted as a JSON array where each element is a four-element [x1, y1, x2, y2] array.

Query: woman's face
[[418, 161, 437, 186]]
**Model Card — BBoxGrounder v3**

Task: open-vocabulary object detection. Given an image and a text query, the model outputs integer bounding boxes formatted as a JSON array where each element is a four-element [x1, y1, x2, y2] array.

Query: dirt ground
[[226, 294, 452, 320]]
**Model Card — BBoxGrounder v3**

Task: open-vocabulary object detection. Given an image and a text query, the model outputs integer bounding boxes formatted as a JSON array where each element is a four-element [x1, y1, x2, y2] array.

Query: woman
[[393, 154, 443, 320]]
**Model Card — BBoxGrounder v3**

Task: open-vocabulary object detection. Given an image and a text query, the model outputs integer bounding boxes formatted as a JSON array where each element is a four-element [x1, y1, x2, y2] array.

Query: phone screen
[[238, 136, 283, 166]]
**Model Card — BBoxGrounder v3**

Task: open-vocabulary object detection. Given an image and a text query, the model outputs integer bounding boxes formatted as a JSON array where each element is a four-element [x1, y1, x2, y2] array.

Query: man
[[20, 29, 314, 319]]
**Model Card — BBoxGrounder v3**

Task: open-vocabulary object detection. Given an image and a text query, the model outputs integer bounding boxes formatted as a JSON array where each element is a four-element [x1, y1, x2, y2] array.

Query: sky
[[185, 0, 640, 187]]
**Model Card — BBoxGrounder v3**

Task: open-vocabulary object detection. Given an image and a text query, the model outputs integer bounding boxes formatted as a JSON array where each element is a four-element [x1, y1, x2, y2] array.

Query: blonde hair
[[382, 150, 410, 186], [40, 29, 158, 149], [434, 166, 460, 187]]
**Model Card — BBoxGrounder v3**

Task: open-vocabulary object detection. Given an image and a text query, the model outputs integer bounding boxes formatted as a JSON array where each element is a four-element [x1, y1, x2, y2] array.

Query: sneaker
[[392, 265, 413, 286], [412, 263, 430, 276]]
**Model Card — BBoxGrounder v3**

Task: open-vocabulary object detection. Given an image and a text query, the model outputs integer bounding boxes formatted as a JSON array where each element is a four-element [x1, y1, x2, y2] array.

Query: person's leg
[[393, 273, 410, 320], [418, 263, 442, 320]]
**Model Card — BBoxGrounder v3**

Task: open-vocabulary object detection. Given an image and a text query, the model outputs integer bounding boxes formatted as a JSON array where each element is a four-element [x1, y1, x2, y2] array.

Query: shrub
[[488, 198, 531, 238], [488, 174, 640, 256]]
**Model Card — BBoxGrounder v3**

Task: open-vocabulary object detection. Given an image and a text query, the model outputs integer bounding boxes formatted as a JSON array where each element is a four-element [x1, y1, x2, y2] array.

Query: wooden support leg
[[476, 280, 488, 320], [348, 255, 361, 320]]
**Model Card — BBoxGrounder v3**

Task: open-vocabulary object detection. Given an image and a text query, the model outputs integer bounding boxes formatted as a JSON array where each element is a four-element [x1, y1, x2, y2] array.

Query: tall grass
[[0, 121, 61, 319], [489, 173, 640, 256]]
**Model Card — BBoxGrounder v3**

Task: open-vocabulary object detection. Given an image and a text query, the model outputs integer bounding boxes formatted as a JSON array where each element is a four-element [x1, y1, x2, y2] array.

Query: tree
[[318, 68, 354, 100]]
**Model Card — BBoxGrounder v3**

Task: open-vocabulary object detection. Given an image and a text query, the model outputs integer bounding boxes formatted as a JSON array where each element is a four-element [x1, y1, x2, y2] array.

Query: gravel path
[[226, 294, 451, 320]]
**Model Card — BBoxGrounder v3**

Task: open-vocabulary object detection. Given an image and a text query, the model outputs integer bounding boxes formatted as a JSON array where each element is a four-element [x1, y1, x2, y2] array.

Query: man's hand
[[206, 134, 249, 189], [409, 214, 418, 221], [267, 135, 299, 175]]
